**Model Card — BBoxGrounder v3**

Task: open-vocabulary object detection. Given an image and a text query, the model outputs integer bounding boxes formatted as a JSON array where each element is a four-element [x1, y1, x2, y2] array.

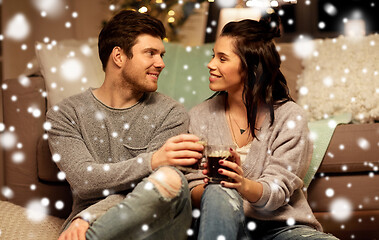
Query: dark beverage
[[207, 153, 235, 184]]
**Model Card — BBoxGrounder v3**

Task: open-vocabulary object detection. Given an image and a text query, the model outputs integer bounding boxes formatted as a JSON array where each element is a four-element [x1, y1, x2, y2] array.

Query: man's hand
[[58, 218, 89, 240], [151, 134, 204, 170]]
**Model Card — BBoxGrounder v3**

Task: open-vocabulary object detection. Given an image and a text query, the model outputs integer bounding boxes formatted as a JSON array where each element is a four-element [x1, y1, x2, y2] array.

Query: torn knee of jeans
[[220, 187, 242, 212], [147, 167, 182, 199]]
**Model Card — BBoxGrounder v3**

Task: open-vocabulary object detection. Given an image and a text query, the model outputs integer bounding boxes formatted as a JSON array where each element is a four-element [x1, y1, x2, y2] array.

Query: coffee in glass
[[206, 145, 235, 184]]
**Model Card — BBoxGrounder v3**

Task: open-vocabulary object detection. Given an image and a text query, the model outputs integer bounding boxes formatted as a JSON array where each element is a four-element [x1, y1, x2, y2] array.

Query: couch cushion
[[35, 38, 104, 107], [319, 123, 379, 173], [37, 135, 63, 183], [307, 172, 379, 239], [0, 200, 64, 239]]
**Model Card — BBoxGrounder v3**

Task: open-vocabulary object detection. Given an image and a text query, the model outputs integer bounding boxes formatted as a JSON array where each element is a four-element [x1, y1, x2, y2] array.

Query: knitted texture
[[0, 201, 64, 240]]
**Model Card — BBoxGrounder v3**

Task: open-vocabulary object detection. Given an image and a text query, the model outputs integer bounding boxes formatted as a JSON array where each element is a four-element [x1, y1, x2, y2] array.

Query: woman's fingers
[[229, 148, 241, 166], [219, 160, 243, 176]]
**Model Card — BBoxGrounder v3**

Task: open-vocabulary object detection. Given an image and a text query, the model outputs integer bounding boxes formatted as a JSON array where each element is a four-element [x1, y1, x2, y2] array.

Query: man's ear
[[111, 46, 125, 68]]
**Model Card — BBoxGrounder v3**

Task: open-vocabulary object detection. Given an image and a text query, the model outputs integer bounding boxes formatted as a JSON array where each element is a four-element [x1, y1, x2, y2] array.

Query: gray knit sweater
[[47, 89, 189, 230], [186, 94, 322, 231]]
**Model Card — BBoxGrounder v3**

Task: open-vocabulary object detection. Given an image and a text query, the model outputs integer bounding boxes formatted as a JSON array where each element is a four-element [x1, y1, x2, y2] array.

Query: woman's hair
[[98, 10, 166, 71], [220, 13, 293, 139]]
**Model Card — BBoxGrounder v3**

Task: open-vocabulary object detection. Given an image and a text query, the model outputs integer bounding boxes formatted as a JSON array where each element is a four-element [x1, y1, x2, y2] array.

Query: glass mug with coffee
[[206, 144, 235, 184]]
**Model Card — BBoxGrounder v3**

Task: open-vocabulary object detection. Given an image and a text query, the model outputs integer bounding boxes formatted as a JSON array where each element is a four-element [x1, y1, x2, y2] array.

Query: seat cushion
[[0, 200, 64, 239], [318, 123, 379, 173]]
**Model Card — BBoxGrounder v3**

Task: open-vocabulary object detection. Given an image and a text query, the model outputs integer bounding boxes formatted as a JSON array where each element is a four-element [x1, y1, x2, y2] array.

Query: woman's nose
[[207, 59, 216, 70]]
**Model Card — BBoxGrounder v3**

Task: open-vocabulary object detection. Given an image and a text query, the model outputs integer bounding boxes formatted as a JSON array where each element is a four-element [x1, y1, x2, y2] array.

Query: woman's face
[[207, 36, 244, 93]]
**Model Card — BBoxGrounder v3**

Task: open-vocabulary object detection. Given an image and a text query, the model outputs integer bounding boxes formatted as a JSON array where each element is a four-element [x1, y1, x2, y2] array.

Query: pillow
[[35, 38, 104, 107], [158, 42, 214, 110], [296, 34, 379, 123], [303, 112, 352, 188]]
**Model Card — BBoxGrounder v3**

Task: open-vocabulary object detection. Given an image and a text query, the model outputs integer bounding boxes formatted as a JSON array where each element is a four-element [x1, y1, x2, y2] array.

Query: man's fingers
[[166, 141, 204, 153], [170, 150, 203, 160], [79, 229, 86, 240], [168, 134, 200, 144], [71, 231, 79, 240], [174, 158, 200, 166]]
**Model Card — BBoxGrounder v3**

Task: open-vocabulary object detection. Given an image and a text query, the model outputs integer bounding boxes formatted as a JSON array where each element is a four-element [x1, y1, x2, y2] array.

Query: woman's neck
[[225, 91, 267, 147], [226, 90, 245, 115]]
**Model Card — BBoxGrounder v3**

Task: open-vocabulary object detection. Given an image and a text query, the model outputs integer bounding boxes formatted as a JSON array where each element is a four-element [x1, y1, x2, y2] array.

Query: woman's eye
[[220, 57, 226, 62], [211, 54, 215, 58]]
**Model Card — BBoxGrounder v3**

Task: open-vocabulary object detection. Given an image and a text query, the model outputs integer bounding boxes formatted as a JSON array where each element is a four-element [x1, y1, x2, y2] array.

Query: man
[[47, 10, 203, 240]]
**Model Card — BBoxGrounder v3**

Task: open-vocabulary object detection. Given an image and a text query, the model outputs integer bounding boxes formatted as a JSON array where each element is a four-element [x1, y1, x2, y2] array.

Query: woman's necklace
[[227, 108, 247, 135]]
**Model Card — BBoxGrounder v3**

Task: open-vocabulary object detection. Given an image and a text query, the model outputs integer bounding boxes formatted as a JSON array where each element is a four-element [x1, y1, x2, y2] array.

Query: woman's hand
[[218, 149, 247, 192], [202, 149, 246, 191], [202, 149, 263, 202]]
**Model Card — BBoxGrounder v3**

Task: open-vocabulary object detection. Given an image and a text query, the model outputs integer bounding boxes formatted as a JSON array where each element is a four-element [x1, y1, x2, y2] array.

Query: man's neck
[[93, 77, 144, 109]]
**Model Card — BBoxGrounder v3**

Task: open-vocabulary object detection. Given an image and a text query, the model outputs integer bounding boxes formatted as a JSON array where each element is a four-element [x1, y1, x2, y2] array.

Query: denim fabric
[[244, 220, 340, 240], [197, 184, 245, 240], [86, 167, 192, 240], [193, 184, 339, 240]]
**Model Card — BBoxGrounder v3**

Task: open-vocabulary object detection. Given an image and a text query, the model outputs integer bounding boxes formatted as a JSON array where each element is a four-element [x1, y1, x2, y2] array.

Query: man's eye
[[220, 57, 226, 62]]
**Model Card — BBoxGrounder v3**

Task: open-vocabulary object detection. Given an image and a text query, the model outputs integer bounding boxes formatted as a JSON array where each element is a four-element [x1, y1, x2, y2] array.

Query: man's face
[[121, 34, 165, 93]]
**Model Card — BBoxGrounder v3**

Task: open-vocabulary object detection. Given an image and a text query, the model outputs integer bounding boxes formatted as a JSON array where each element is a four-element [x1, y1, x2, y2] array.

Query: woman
[[187, 13, 339, 239]]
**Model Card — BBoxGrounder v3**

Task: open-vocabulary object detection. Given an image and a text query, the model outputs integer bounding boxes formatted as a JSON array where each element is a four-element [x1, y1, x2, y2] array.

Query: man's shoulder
[[46, 89, 92, 117]]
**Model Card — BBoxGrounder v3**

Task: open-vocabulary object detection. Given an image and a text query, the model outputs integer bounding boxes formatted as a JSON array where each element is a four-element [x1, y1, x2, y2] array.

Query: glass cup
[[177, 139, 207, 173], [206, 144, 235, 184]]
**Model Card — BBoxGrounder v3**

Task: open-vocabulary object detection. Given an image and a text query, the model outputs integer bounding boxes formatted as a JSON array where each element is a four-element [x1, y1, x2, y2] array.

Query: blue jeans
[[86, 167, 192, 240], [193, 184, 339, 240]]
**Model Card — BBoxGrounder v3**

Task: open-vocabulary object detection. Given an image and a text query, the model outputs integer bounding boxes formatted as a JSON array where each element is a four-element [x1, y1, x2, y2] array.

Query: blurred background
[[1, 0, 378, 81]]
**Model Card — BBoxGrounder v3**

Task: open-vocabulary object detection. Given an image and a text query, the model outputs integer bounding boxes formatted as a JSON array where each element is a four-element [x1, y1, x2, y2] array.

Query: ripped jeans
[[194, 184, 339, 240], [85, 166, 192, 240]]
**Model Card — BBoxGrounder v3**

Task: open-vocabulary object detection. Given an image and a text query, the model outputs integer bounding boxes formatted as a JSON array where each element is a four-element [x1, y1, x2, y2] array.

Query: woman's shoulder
[[189, 94, 224, 116], [275, 101, 305, 115], [273, 100, 309, 125]]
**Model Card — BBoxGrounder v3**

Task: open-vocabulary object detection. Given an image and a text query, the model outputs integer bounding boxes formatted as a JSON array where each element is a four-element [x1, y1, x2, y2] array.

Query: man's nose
[[155, 56, 165, 69]]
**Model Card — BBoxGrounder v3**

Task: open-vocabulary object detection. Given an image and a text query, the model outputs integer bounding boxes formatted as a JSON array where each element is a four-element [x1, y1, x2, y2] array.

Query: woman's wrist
[[238, 178, 262, 203]]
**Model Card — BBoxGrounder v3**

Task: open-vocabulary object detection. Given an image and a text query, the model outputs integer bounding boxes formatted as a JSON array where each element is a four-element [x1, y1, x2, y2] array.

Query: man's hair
[[98, 10, 166, 71]]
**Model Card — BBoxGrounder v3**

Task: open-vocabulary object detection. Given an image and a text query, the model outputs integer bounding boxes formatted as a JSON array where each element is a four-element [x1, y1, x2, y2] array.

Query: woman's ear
[[111, 46, 125, 68]]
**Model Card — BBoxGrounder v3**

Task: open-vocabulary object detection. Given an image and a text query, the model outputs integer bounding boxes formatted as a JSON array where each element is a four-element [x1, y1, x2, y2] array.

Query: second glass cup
[[206, 144, 235, 184]]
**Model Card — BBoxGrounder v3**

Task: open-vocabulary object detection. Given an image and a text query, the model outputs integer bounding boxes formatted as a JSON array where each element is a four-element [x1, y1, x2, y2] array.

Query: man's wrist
[[73, 217, 90, 225], [151, 151, 160, 170]]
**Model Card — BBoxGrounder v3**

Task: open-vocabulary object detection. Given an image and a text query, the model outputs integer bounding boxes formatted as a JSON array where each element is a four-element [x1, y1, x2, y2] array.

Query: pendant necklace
[[228, 108, 247, 135]]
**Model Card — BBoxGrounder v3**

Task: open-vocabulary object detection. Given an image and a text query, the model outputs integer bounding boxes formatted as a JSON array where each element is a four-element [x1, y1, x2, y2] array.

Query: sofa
[[1, 35, 378, 240]]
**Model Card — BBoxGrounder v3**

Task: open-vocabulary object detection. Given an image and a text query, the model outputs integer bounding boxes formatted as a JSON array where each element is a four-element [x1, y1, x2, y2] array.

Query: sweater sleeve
[[46, 99, 189, 201], [251, 104, 312, 212], [185, 104, 208, 190]]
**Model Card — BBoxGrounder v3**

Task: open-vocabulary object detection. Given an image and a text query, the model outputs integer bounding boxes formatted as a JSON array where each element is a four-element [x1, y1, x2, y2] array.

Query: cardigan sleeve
[[250, 103, 312, 211]]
